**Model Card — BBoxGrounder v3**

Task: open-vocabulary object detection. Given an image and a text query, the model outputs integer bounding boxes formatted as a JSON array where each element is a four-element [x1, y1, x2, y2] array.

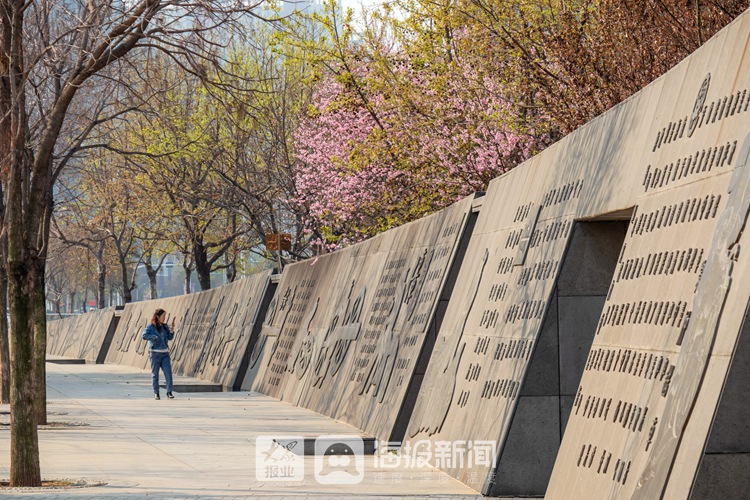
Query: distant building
[[258, 0, 343, 20]]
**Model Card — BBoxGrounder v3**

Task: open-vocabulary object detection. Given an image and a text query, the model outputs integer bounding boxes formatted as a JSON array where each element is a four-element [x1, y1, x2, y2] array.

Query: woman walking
[[142, 308, 175, 400]]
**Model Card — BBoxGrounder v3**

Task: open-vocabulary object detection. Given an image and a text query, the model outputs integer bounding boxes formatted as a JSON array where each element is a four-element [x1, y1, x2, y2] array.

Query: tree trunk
[[7, 154, 42, 485], [96, 243, 106, 308], [97, 263, 106, 308], [183, 256, 192, 295], [4, 7, 42, 480], [225, 253, 236, 284], [145, 261, 158, 300], [8, 258, 42, 486], [32, 258, 47, 425], [0, 263, 10, 405], [193, 238, 211, 291], [67, 292, 75, 313], [225, 216, 237, 283], [120, 256, 132, 303], [0, 0, 12, 409], [33, 193, 53, 425]]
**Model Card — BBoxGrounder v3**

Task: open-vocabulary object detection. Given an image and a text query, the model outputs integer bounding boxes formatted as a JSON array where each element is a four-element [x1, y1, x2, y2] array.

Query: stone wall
[[406, 10, 750, 499], [242, 195, 478, 442], [106, 270, 274, 389], [47, 307, 118, 363]]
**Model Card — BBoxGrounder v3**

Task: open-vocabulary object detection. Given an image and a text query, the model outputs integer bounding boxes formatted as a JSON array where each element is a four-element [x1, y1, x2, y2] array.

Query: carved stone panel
[[105, 270, 273, 388], [405, 169, 580, 492], [47, 307, 118, 363]]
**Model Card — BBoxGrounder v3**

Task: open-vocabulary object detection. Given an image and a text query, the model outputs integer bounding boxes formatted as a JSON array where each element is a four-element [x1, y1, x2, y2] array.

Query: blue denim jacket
[[142, 323, 174, 352]]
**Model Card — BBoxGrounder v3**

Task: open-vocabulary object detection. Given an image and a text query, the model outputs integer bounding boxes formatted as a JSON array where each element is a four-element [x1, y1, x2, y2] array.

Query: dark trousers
[[150, 351, 173, 395]]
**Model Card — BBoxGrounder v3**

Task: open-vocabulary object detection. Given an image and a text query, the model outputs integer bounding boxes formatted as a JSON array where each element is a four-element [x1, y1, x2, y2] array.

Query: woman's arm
[[142, 324, 158, 341]]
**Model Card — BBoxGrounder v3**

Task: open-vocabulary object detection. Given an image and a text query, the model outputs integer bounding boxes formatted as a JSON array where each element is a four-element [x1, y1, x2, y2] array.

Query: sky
[[341, 0, 384, 11], [275, 0, 387, 20]]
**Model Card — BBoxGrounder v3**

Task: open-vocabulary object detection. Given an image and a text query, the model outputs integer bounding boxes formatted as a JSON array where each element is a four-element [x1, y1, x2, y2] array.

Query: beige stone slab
[[406, 162, 577, 492], [249, 249, 350, 399], [631, 135, 750, 498], [46, 307, 118, 363], [548, 132, 750, 500]]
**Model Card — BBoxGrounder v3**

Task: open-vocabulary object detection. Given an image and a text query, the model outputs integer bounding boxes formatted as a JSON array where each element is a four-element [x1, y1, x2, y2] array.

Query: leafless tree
[[1, 0, 267, 485]]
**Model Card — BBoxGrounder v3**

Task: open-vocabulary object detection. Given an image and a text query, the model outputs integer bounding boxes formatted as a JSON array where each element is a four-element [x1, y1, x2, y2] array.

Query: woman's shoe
[[167, 392, 174, 399], [154, 394, 161, 400]]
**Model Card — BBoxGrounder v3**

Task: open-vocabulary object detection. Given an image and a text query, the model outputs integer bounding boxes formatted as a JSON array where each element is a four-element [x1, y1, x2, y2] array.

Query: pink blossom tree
[[294, 34, 550, 247]]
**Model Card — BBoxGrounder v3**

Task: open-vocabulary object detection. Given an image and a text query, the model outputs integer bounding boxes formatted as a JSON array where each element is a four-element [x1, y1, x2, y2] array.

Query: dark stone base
[[272, 436, 377, 456], [160, 383, 223, 393], [46, 358, 86, 365]]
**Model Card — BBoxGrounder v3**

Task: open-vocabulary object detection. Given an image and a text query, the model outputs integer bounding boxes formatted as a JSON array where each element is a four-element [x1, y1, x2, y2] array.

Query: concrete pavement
[[0, 363, 510, 499]]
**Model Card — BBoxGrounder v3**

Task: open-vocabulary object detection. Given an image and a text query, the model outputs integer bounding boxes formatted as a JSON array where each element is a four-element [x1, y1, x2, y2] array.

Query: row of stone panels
[[45, 193, 478, 443], [106, 269, 274, 389], [241, 194, 478, 443], [43, 9, 750, 498], [45, 194, 478, 441]]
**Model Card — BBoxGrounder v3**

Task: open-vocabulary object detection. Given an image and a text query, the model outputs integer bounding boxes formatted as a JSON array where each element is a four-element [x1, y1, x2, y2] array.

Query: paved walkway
[[0, 363, 506, 499]]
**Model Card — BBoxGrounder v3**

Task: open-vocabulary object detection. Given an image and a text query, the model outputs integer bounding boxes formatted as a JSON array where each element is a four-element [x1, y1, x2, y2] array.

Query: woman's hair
[[151, 308, 166, 326]]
